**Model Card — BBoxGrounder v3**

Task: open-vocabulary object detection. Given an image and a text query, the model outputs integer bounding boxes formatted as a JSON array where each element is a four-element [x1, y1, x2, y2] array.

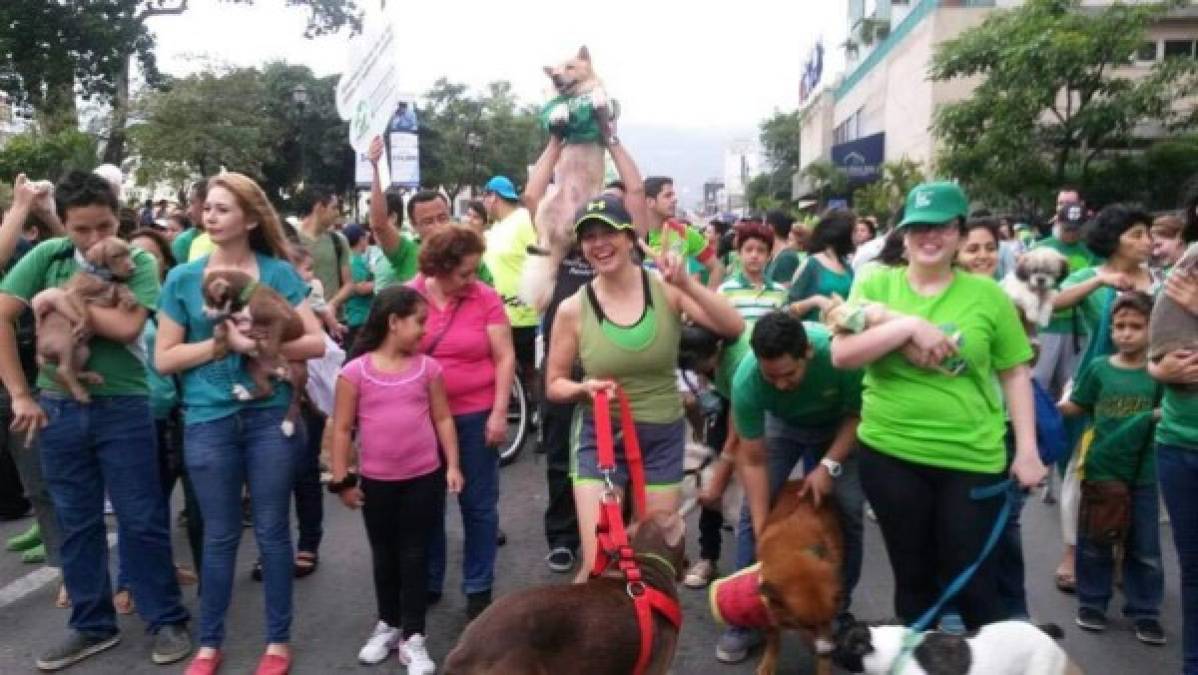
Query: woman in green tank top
[[545, 193, 743, 582]]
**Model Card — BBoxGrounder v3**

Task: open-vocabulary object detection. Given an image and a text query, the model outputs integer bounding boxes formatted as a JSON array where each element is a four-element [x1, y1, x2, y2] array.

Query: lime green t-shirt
[[1070, 356, 1162, 483], [732, 322, 863, 440], [483, 207, 539, 328], [1034, 237, 1099, 334], [0, 238, 160, 396], [170, 227, 199, 265], [848, 266, 1034, 473], [188, 231, 215, 262], [345, 252, 374, 328], [645, 221, 713, 263]]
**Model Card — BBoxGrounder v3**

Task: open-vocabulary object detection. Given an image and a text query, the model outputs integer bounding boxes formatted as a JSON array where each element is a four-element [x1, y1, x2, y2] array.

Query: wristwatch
[[326, 472, 359, 494], [820, 457, 843, 478]]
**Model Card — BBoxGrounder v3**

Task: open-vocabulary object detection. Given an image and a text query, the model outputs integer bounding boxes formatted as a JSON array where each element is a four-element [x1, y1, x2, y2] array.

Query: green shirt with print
[[732, 321, 863, 440], [1034, 237, 1099, 334], [345, 252, 374, 328], [645, 223, 710, 262], [1070, 356, 1162, 484], [0, 238, 160, 396], [848, 266, 1034, 474]]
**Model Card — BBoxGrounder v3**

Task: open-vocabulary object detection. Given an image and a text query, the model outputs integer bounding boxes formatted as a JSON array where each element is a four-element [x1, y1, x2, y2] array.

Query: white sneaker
[[683, 559, 716, 589], [358, 621, 400, 665], [399, 633, 436, 674]]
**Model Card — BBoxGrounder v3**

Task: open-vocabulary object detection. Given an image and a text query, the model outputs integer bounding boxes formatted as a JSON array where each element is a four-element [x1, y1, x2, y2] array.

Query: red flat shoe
[[254, 653, 290, 675], [184, 652, 222, 675]]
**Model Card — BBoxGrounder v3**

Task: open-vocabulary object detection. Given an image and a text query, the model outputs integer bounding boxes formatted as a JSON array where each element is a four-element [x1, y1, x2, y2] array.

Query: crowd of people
[[0, 126, 1194, 675]]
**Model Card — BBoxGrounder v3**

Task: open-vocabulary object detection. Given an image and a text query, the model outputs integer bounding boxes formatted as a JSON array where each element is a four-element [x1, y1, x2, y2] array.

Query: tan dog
[[520, 46, 610, 313], [757, 481, 844, 675], [201, 269, 306, 435], [34, 238, 139, 403], [444, 510, 686, 675]]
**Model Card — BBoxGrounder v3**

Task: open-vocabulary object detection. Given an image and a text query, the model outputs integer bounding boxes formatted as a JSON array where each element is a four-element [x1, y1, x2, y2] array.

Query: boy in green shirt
[[339, 224, 375, 350], [1059, 292, 1165, 643], [0, 172, 191, 669]]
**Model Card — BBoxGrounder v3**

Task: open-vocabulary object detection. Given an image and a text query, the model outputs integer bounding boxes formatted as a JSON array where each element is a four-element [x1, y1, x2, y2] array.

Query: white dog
[[1000, 248, 1070, 328], [832, 620, 1083, 675], [678, 425, 742, 525]]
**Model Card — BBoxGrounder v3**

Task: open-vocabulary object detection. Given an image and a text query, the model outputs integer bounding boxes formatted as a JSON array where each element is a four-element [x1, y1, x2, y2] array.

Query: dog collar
[[74, 249, 117, 282], [634, 552, 676, 580], [239, 279, 259, 304]]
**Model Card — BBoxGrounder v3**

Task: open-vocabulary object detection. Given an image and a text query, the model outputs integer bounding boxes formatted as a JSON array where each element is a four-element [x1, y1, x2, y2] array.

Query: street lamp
[[466, 130, 482, 195], [291, 83, 309, 188]]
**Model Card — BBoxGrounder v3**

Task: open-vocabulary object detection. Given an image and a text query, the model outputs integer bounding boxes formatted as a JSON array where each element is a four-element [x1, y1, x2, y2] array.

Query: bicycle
[[498, 377, 530, 466]]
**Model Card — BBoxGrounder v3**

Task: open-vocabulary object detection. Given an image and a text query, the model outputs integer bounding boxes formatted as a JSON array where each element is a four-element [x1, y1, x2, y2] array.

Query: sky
[[146, 0, 847, 197]]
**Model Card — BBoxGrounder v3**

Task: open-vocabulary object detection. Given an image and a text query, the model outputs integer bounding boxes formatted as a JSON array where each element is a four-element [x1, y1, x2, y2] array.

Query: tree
[[801, 160, 849, 206], [757, 108, 802, 204], [0, 1, 361, 160], [851, 159, 925, 222], [0, 130, 99, 183], [931, 0, 1198, 206]]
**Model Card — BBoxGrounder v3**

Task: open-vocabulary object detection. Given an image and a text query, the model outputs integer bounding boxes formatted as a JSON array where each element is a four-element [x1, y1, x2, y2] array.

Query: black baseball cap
[[1057, 202, 1086, 229], [573, 194, 634, 236]]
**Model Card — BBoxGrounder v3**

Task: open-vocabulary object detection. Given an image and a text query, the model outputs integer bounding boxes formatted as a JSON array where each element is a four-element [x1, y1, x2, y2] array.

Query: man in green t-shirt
[[1033, 199, 1100, 396], [763, 209, 801, 288], [294, 185, 352, 314], [717, 311, 864, 664], [0, 172, 191, 669], [642, 176, 723, 288]]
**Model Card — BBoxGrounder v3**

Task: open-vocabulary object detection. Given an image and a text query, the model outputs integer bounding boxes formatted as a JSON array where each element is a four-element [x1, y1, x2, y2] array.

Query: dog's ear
[[577, 45, 591, 62], [207, 276, 230, 303], [543, 65, 555, 77], [1056, 260, 1070, 285], [1015, 259, 1030, 282], [83, 240, 106, 266], [846, 624, 874, 656]]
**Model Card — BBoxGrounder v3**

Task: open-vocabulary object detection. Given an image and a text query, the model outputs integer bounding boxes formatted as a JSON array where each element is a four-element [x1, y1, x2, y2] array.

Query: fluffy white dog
[[1000, 248, 1070, 328]]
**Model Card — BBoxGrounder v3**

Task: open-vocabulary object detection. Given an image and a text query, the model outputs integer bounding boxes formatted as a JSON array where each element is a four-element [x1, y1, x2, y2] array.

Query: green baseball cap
[[898, 181, 969, 228]]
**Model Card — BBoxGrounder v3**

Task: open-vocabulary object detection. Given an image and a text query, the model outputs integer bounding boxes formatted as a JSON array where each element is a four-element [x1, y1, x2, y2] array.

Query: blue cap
[[341, 223, 366, 246], [484, 176, 519, 201]]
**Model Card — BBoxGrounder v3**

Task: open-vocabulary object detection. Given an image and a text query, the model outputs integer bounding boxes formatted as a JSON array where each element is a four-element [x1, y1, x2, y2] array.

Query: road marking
[[0, 532, 117, 609]]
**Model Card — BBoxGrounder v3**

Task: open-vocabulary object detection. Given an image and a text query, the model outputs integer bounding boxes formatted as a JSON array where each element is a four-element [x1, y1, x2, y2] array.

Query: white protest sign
[[335, 5, 401, 187]]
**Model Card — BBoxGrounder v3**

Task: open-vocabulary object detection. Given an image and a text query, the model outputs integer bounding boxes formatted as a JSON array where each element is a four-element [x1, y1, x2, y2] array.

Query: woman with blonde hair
[[155, 173, 325, 675]]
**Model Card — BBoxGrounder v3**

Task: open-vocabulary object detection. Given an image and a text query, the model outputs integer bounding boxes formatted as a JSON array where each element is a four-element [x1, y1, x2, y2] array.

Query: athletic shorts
[[571, 413, 685, 490]]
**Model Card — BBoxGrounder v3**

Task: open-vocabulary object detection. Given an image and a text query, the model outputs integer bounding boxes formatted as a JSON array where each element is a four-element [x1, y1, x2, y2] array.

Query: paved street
[[0, 443, 1184, 675]]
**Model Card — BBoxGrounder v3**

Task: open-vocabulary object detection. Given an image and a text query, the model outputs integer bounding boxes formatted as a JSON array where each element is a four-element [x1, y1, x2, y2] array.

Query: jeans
[[735, 417, 864, 606], [859, 444, 1007, 629], [427, 411, 498, 595], [185, 406, 298, 647], [362, 472, 442, 637], [1077, 483, 1163, 619], [38, 394, 188, 637], [541, 398, 579, 552], [1157, 444, 1198, 674], [293, 406, 324, 554]]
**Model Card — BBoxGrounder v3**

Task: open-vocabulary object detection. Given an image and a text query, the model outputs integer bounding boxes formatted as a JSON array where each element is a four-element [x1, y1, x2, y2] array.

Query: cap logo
[[587, 199, 607, 212], [1066, 205, 1082, 221], [914, 190, 933, 209]]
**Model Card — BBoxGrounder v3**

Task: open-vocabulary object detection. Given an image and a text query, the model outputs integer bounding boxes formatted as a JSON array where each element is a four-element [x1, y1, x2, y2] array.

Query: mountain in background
[[619, 123, 755, 212]]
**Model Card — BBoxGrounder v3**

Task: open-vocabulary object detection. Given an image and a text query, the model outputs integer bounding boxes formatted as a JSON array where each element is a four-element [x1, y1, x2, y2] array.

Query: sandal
[[294, 551, 318, 578], [55, 583, 70, 609], [113, 588, 135, 614]]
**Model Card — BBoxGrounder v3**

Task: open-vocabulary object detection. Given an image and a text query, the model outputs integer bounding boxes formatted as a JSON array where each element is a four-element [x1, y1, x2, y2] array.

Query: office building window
[[1136, 41, 1158, 63], [1164, 40, 1195, 59]]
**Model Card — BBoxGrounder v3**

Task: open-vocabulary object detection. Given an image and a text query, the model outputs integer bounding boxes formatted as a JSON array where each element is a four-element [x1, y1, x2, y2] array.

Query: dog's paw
[[548, 103, 569, 127], [280, 419, 295, 437], [231, 384, 252, 401]]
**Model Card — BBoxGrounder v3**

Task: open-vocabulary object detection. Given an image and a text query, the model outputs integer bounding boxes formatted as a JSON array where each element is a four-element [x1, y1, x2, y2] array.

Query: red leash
[[590, 386, 682, 675]]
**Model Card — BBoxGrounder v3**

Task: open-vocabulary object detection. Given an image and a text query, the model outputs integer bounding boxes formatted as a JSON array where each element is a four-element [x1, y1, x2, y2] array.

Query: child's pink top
[[339, 353, 442, 481]]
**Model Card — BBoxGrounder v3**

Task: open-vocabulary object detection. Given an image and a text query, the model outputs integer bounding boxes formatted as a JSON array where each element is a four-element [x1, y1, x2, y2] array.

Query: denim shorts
[[571, 414, 684, 489]]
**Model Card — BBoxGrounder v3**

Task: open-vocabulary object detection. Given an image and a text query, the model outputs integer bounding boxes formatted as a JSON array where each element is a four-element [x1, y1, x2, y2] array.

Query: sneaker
[[1076, 606, 1108, 632], [22, 543, 46, 564], [1135, 618, 1167, 645], [358, 621, 401, 664], [938, 611, 967, 636], [6, 523, 41, 551], [152, 623, 193, 665], [398, 634, 436, 675], [466, 590, 492, 620], [715, 626, 762, 664], [545, 547, 576, 573], [36, 631, 121, 671], [683, 559, 716, 589]]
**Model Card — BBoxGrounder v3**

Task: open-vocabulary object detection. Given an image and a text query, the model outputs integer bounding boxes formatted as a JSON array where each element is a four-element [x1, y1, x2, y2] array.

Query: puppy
[[1150, 244, 1198, 392], [756, 481, 844, 675], [201, 269, 306, 435], [444, 510, 686, 675], [678, 434, 742, 524], [832, 619, 1083, 675], [1000, 248, 1070, 329], [34, 238, 139, 403], [521, 46, 610, 313]]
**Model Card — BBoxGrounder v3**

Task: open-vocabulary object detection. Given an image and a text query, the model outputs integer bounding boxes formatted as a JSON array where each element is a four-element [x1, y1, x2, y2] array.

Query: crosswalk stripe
[[0, 532, 117, 609]]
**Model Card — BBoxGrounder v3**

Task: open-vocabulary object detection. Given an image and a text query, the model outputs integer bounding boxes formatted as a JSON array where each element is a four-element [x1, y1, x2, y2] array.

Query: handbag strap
[[425, 297, 464, 356]]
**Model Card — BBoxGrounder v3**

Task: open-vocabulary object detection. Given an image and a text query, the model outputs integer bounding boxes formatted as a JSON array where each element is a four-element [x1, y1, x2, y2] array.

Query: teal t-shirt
[[848, 266, 1034, 473], [765, 248, 802, 286], [1034, 237, 1099, 334], [345, 253, 373, 328], [157, 254, 308, 424], [787, 255, 854, 321], [731, 322, 863, 440], [143, 318, 178, 420], [1058, 266, 1112, 338], [1070, 356, 1162, 484]]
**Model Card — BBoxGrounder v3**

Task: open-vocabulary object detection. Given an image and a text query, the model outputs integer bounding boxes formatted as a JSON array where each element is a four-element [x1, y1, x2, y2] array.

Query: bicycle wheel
[[499, 378, 529, 466]]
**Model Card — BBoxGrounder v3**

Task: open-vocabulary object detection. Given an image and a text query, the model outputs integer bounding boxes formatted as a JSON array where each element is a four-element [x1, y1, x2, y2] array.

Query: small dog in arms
[[1000, 247, 1070, 329]]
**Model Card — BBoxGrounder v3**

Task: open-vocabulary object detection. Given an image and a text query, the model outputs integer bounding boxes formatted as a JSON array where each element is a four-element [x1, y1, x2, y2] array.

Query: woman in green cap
[[545, 186, 743, 582], [830, 181, 1047, 629]]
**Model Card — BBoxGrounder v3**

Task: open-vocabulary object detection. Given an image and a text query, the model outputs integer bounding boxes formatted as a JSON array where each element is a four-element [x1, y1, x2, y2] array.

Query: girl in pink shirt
[[329, 286, 463, 673]]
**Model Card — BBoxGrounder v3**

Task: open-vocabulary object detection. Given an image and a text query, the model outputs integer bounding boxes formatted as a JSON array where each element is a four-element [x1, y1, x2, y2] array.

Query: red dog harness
[[590, 387, 682, 675]]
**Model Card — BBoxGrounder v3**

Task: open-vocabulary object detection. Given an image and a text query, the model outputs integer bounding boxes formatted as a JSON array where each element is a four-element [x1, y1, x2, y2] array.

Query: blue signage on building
[[831, 132, 885, 184]]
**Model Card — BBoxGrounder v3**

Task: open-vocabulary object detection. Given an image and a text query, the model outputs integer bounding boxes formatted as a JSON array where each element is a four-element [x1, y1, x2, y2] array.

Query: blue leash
[[890, 479, 1015, 674]]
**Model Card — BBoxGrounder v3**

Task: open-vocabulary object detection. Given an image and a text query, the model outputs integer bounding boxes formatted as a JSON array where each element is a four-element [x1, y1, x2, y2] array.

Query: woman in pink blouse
[[408, 224, 514, 619]]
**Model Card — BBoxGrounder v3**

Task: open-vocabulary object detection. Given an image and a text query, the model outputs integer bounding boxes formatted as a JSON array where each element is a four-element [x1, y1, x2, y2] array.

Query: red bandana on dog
[[709, 563, 771, 629]]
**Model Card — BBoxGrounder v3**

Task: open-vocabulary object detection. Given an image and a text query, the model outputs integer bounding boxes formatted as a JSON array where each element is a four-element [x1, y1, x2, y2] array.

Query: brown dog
[[444, 510, 686, 675], [34, 238, 139, 403], [201, 269, 305, 435], [757, 481, 844, 675]]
